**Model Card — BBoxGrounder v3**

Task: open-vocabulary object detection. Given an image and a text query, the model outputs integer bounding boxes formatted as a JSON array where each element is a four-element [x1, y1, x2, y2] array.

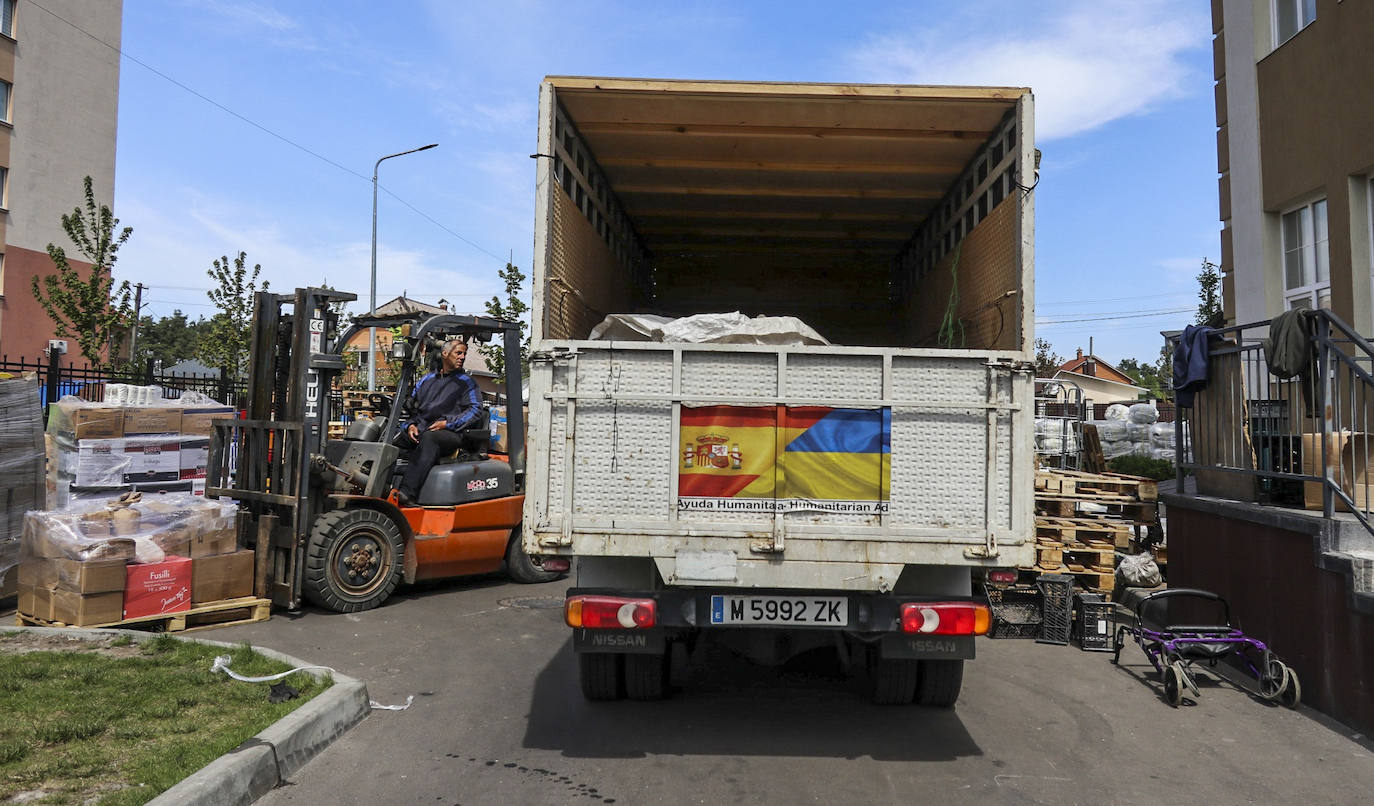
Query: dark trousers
[[395, 428, 462, 497]]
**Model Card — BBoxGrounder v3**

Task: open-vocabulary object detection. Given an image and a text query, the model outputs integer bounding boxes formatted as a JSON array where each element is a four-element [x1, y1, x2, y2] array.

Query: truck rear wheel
[[579, 653, 623, 701], [871, 657, 919, 705], [624, 651, 669, 701], [303, 509, 404, 613], [915, 659, 964, 707]]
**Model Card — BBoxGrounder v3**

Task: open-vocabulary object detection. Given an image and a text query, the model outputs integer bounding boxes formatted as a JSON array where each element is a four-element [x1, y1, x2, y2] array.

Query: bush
[[1107, 455, 1175, 481]]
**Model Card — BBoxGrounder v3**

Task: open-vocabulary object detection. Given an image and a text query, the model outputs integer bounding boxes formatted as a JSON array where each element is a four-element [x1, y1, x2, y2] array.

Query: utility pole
[[130, 283, 147, 365]]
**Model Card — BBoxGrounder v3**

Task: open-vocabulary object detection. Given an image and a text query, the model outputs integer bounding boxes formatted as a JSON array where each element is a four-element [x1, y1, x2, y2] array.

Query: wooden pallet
[[1032, 565, 1115, 593], [1036, 516, 1134, 545], [1035, 469, 1158, 502], [327, 420, 347, 439], [15, 596, 271, 633], [1080, 425, 1107, 473], [1035, 496, 1158, 523]]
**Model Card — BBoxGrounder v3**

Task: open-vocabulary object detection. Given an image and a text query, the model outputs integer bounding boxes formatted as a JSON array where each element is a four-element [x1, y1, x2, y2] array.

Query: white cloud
[[846, 1, 1210, 140]]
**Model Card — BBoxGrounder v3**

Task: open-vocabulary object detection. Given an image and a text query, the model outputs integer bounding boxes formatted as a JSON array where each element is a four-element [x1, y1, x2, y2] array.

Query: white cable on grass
[[210, 655, 415, 710]]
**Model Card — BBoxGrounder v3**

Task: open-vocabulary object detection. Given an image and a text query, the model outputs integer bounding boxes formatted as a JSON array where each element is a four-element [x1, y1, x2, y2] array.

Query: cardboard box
[[181, 408, 237, 436], [489, 406, 528, 454], [180, 437, 209, 478], [51, 588, 124, 626], [124, 556, 192, 619], [18, 558, 126, 593], [192, 550, 254, 603], [1302, 432, 1374, 511], [189, 527, 237, 558], [21, 511, 137, 561], [122, 406, 183, 436], [73, 437, 182, 487], [47, 401, 123, 440], [18, 584, 53, 620]]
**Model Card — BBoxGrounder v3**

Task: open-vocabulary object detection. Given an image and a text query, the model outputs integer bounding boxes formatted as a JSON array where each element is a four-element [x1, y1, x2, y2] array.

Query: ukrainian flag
[[779, 407, 891, 503]]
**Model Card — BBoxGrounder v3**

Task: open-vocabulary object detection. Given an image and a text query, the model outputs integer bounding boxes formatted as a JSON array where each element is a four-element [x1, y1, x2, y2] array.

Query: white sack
[[589, 312, 829, 346], [1129, 403, 1159, 424], [1104, 404, 1130, 421]]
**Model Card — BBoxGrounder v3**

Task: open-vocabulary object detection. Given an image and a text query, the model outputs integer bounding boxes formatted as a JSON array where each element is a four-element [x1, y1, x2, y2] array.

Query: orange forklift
[[206, 287, 563, 613]]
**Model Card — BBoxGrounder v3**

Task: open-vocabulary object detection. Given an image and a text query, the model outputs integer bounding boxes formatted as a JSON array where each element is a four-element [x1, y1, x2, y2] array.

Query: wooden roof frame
[[547, 77, 1029, 262]]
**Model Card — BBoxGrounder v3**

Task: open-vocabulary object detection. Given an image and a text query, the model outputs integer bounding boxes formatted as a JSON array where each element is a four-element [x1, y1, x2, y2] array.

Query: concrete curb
[[3, 626, 369, 806]]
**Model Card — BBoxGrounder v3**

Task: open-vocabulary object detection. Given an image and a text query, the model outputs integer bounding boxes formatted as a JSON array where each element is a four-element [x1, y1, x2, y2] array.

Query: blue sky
[[112, 0, 1218, 365]]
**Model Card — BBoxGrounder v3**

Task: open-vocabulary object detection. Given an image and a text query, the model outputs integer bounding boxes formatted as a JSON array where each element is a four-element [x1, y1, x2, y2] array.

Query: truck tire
[[871, 657, 919, 705], [303, 509, 404, 613], [915, 659, 964, 707], [505, 528, 562, 584], [624, 651, 669, 701], [579, 653, 623, 701]]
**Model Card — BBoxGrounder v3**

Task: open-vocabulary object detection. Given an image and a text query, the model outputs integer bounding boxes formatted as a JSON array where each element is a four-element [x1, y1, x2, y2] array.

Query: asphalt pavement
[[214, 574, 1374, 806]]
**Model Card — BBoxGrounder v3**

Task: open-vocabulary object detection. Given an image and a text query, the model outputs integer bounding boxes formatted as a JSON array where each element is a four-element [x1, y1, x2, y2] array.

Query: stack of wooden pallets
[[1029, 469, 1161, 596]]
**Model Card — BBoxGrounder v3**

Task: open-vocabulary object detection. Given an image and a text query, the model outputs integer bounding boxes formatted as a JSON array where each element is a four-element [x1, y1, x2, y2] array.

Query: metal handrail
[[1170, 309, 1374, 537]]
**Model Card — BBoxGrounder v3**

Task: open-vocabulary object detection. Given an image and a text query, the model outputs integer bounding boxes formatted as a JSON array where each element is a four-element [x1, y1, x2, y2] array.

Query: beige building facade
[[1213, 0, 1374, 331], [0, 0, 122, 361]]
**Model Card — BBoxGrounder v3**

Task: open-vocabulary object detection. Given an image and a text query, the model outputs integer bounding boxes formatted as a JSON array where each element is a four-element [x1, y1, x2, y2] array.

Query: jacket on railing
[[1173, 324, 1216, 407]]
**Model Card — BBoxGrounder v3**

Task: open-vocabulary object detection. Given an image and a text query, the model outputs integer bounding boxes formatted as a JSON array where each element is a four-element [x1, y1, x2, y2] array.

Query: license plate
[[709, 595, 848, 626]]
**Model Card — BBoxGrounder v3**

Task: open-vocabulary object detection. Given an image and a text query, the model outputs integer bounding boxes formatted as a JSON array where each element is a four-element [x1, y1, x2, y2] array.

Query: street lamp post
[[369, 143, 438, 391]]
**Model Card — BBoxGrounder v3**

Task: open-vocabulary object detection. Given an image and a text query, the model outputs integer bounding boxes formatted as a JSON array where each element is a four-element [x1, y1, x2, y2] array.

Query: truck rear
[[523, 77, 1036, 703]]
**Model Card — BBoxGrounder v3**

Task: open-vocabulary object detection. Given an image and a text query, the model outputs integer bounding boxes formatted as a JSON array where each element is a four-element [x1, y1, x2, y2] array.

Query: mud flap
[[879, 634, 975, 660]]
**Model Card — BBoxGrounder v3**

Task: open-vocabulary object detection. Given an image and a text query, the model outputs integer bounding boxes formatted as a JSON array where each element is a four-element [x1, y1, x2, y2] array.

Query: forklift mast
[[207, 287, 355, 609]]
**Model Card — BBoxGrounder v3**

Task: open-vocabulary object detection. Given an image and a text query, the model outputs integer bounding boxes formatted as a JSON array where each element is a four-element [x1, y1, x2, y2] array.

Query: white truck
[[523, 77, 1036, 705]]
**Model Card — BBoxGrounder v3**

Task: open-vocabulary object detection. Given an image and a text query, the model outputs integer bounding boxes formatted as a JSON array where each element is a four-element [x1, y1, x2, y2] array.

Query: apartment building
[[1213, 0, 1374, 331], [0, 0, 122, 361]]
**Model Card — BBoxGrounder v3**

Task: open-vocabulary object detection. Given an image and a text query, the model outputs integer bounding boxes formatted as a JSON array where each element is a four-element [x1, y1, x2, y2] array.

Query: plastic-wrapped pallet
[[0, 372, 44, 593], [21, 492, 237, 566]]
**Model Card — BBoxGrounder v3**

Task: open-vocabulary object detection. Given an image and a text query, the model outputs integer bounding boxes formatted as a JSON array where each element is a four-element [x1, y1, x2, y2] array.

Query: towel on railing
[[1172, 324, 1216, 407]]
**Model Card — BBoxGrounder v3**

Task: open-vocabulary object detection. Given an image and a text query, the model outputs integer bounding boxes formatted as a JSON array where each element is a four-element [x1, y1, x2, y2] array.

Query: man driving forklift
[[392, 337, 483, 507]]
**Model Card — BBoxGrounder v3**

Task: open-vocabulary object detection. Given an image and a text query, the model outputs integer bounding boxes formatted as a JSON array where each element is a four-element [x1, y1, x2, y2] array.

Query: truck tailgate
[[524, 341, 1034, 584]]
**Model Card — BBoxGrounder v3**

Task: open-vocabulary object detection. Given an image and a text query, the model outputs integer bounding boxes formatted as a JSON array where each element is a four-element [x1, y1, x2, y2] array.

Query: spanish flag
[[678, 405, 890, 507]]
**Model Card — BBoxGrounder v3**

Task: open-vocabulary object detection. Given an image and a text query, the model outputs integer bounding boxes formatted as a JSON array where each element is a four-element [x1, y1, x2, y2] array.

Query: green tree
[[1197, 259, 1224, 328], [198, 251, 268, 374], [1034, 337, 1063, 377], [1118, 355, 1170, 399], [133, 310, 211, 369], [30, 176, 133, 367], [483, 261, 530, 379]]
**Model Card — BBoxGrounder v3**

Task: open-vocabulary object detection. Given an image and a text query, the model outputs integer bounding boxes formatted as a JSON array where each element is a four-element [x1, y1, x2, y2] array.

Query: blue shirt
[[405, 370, 482, 432]]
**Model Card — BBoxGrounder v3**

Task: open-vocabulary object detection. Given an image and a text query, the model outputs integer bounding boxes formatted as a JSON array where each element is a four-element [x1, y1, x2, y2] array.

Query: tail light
[[540, 557, 570, 573], [900, 602, 990, 636], [565, 595, 656, 629], [986, 569, 1019, 585]]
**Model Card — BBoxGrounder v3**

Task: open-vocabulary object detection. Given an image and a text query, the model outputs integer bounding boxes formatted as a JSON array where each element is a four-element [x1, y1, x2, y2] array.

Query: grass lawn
[[0, 631, 328, 805]]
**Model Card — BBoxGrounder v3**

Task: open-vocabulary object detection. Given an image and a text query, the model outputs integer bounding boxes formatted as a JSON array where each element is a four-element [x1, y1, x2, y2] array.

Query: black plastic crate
[[1073, 592, 1115, 651], [1035, 574, 1075, 645], [986, 586, 1042, 640]]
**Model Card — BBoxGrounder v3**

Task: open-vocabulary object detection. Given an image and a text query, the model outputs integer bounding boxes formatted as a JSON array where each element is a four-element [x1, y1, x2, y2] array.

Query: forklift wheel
[[303, 509, 405, 613], [505, 528, 563, 584]]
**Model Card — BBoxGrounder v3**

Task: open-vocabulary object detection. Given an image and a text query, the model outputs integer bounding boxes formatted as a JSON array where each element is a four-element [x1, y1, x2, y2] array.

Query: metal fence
[[0, 354, 249, 417], [1172, 309, 1374, 532]]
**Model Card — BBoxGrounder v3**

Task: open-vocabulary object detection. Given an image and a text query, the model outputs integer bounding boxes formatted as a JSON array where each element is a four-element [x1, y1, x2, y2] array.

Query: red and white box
[[124, 557, 192, 619]]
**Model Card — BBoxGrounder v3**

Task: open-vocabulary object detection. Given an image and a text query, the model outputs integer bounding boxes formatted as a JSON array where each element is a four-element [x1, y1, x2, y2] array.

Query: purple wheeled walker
[[1112, 588, 1301, 709]]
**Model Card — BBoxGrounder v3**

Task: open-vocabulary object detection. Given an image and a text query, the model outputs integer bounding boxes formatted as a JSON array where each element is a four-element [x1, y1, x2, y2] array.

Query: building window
[[1282, 198, 1329, 310], [1274, 0, 1316, 47], [0, 80, 10, 123], [0, 0, 13, 38]]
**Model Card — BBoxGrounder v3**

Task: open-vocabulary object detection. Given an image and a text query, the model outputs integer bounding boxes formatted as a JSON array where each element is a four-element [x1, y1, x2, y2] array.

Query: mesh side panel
[[906, 196, 1021, 350], [548, 186, 634, 340]]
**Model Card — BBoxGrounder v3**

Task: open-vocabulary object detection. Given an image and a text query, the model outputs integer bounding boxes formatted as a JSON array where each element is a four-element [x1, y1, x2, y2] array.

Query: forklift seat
[[437, 407, 491, 464]]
